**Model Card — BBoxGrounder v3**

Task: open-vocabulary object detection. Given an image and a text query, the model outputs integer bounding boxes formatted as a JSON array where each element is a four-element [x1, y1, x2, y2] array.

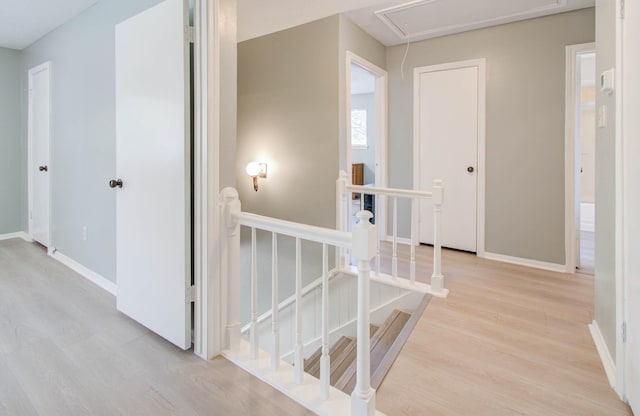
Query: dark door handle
[[39, 165, 48, 172], [109, 179, 123, 188], [467, 166, 474, 173]]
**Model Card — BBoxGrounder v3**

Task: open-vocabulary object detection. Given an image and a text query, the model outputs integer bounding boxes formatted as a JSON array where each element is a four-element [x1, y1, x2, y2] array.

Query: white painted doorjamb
[[193, 0, 210, 359], [345, 51, 388, 239], [193, 0, 230, 360], [413, 58, 486, 256], [615, 0, 626, 401], [27, 61, 52, 250], [564, 42, 595, 274]]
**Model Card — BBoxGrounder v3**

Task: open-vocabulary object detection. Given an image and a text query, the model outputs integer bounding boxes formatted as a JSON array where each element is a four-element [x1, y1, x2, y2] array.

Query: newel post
[[220, 187, 241, 350], [351, 210, 377, 416], [431, 180, 444, 294], [336, 170, 349, 269]]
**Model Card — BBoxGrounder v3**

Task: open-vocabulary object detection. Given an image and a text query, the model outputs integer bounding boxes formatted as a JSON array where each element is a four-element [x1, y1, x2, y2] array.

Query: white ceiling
[[0, 0, 98, 50], [239, 0, 594, 46]]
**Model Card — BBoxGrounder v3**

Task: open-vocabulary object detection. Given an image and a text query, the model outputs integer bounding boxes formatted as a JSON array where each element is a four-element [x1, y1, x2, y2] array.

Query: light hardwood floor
[[376, 242, 631, 416], [1, 238, 631, 415], [0, 238, 312, 416]]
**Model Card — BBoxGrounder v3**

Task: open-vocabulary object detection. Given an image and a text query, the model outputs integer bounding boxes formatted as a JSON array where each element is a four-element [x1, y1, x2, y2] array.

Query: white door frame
[[619, 0, 635, 405], [193, 0, 222, 359], [413, 58, 486, 256], [564, 42, 595, 274], [27, 61, 52, 250], [345, 51, 388, 236]]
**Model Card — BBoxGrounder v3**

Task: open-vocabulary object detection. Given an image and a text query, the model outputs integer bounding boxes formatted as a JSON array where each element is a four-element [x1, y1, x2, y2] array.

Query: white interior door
[[28, 62, 51, 247], [416, 62, 482, 252], [115, 0, 191, 350]]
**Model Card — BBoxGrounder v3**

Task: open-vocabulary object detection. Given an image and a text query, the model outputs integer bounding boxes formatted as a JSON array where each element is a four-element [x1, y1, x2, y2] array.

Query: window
[[351, 109, 367, 149]]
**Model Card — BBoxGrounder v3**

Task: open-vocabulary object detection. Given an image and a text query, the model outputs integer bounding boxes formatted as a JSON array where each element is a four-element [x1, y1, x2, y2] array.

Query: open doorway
[[565, 43, 596, 274], [345, 52, 387, 232]]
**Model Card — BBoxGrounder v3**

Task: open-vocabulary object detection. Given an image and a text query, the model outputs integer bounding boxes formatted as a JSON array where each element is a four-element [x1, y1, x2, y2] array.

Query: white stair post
[[336, 170, 348, 270], [431, 180, 444, 294], [220, 187, 241, 350], [351, 210, 377, 416]]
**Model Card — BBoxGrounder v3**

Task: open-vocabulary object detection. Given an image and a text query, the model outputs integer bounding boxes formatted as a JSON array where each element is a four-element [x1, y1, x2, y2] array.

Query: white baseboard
[[49, 250, 117, 296], [588, 320, 617, 388], [481, 251, 566, 273], [0, 231, 33, 242]]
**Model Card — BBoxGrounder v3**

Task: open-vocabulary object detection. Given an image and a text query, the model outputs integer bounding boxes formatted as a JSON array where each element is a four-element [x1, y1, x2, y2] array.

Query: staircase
[[304, 309, 412, 395]]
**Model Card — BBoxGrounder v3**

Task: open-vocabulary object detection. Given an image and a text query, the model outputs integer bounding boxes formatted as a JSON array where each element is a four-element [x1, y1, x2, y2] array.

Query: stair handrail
[[221, 187, 377, 415], [336, 170, 446, 297]]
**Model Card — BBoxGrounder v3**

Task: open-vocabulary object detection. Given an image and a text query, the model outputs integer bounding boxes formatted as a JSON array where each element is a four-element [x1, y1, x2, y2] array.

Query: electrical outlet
[[82, 226, 88, 241]]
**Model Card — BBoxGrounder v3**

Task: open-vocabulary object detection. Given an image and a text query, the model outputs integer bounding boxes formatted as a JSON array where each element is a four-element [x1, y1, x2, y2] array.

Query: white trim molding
[[0, 232, 33, 242], [482, 251, 566, 273], [589, 320, 617, 389], [49, 250, 117, 296]]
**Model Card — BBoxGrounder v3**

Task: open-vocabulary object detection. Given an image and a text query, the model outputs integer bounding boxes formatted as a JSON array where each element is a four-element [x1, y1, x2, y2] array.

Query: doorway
[[414, 59, 486, 254], [565, 43, 596, 274], [27, 61, 51, 248], [345, 52, 388, 232]]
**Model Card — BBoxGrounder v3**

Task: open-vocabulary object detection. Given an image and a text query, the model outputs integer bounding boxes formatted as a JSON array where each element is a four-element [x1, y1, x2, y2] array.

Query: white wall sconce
[[246, 161, 267, 191]]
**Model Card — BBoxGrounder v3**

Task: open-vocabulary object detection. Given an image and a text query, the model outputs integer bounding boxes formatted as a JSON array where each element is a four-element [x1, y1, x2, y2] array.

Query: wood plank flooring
[[0, 238, 312, 416], [376, 241, 631, 416], [1, 237, 631, 415]]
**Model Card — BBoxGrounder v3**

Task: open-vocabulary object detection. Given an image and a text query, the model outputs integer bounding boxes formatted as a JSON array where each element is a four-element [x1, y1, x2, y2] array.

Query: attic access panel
[[375, 0, 566, 40]]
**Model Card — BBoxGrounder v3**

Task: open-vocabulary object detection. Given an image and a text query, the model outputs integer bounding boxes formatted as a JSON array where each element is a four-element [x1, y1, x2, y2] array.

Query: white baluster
[[351, 210, 376, 416], [271, 232, 279, 371], [375, 194, 381, 277], [294, 237, 303, 384], [431, 180, 444, 293], [336, 170, 348, 270], [250, 227, 258, 359], [392, 196, 398, 279], [220, 187, 241, 350], [410, 197, 417, 284], [320, 243, 330, 400]]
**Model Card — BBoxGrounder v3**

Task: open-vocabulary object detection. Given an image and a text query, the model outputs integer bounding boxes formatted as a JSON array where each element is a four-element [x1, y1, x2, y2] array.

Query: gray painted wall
[[0, 47, 22, 234], [351, 93, 376, 184], [20, 0, 164, 282], [386, 9, 595, 264], [594, 0, 617, 360]]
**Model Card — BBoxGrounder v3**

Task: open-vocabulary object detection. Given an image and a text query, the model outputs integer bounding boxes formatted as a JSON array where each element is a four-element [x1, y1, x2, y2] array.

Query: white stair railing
[[336, 171, 448, 297], [220, 187, 378, 416]]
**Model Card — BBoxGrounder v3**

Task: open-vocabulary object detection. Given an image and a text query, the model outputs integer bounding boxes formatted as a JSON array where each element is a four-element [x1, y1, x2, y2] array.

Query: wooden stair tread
[[305, 335, 353, 379], [304, 325, 379, 380], [334, 309, 412, 394]]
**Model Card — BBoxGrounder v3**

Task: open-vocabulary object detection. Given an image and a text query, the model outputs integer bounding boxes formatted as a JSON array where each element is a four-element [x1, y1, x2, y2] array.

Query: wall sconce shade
[[246, 161, 267, 191]]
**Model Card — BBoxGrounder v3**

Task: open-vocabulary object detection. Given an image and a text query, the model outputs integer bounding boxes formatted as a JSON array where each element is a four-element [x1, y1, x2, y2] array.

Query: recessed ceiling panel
[[376, 0, 566, 40]]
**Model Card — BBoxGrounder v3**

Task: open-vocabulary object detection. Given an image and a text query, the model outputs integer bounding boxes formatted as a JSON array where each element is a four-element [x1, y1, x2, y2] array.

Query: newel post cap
[[352, 211, 376, 261]]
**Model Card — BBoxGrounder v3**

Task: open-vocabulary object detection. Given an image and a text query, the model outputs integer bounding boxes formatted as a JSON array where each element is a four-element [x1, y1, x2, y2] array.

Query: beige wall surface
[[237, 15, 340, 228], [594, 0, 617, 360], [386, 8, 595, 265]]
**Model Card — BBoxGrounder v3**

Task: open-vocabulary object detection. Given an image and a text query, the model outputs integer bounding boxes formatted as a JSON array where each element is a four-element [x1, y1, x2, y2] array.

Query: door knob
[[467, 166, 474, 173], [39, 165, 48, 172], [109, 179, 123, 188]]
